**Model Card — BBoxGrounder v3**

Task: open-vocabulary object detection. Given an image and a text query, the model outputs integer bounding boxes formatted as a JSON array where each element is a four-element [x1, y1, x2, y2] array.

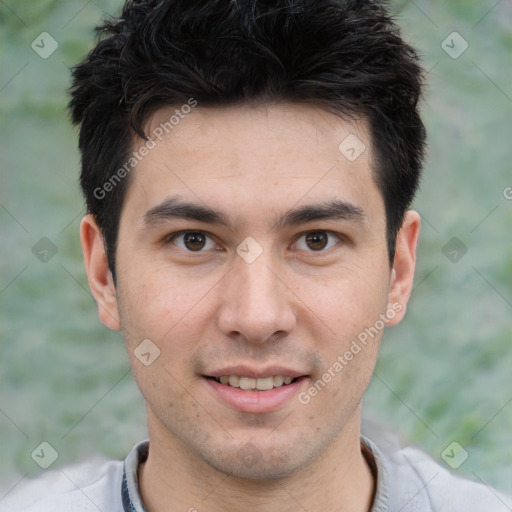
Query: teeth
[[239, 377, 256, 390], [257, 377, 274, 390], [228, 375, 240, 388], [273, 376, 284, 386], [215, 375, 297, 390]]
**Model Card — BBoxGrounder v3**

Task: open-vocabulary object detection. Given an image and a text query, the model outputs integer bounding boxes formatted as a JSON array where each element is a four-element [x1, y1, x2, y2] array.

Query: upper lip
[[205, 365, 308, 379]]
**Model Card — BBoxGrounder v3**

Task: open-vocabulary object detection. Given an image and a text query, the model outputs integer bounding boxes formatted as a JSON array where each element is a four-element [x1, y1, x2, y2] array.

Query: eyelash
[[164, 230, 345, 254]]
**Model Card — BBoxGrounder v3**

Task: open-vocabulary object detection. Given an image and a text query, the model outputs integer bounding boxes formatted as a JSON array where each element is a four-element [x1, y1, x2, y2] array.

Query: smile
[[212, 375, 297, 391], [204, 375, 309, 413]]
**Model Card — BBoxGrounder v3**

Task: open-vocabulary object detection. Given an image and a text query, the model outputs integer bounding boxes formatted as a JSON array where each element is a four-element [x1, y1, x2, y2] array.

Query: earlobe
[[386, 210, 421, 327], [80, 214, 121, 331]]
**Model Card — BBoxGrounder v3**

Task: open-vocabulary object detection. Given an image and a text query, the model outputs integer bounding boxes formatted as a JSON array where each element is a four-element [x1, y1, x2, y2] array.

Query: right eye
[[166, 230, 219, 252]]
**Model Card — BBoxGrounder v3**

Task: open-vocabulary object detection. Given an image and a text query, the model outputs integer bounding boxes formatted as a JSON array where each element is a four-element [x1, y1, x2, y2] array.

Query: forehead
[[122, 102, 383, 228], [145, 102, 371, 168]]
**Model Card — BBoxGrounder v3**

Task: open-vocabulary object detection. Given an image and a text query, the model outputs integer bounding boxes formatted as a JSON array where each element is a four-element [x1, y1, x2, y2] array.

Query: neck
[[138, 409, 375, 512]]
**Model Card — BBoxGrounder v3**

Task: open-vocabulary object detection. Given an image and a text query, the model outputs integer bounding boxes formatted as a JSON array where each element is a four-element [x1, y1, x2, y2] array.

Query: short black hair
[[69, 0, 426, 280]]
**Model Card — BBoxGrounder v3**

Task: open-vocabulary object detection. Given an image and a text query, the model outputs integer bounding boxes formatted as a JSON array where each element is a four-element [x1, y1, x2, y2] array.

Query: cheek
[[293, 264, 389, 393], [297, 260, 389, 332], [119, 262, 203, 324], [116, 262, 224, 378]]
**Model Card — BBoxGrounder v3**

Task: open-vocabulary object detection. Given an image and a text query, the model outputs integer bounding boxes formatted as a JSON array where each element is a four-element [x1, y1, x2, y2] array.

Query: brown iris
[[183, 231, 207, 251], [305, 231, 329, 251]]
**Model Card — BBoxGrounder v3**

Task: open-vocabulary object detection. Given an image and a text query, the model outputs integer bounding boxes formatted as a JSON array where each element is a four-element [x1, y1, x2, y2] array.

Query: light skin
[[81, 103, 420, 512]]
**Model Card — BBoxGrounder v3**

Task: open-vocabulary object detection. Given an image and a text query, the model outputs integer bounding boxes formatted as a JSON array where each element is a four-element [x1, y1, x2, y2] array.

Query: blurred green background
[[1, 0, 511, 499]]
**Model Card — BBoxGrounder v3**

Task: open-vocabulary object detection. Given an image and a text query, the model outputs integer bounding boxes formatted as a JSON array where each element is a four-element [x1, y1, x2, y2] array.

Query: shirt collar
[[361, 434, 390, 511], [122, 440, 149, 512]]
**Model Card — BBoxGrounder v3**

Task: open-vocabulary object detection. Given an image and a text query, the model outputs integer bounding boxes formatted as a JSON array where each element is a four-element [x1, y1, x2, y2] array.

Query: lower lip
[[204, 377, 308, 413]]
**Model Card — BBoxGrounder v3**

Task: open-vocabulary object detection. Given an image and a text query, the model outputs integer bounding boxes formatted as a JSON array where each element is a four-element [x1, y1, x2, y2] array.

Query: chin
[[202, 440, 319, 481], [208, 456, 303, 481]]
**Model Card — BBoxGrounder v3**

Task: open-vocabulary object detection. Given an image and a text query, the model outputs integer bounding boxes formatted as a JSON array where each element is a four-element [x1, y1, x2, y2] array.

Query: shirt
[[2, 434, 511, 511]]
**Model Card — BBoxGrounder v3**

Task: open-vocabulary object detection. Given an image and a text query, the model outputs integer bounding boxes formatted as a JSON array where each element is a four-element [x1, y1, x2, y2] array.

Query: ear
[[80, 214, 121, 331], [386, 210, 421, 326]]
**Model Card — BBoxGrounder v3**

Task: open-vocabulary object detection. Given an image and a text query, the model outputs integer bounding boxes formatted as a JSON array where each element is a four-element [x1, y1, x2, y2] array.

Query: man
[[2, 0, 511, 511]]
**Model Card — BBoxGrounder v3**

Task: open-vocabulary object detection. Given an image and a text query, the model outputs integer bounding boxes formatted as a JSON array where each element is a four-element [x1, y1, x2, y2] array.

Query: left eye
[[294, 231, 341, 252]]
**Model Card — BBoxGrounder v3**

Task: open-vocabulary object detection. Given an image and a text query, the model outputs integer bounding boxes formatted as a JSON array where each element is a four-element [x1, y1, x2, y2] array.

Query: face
[[82, 103, 418, 480]]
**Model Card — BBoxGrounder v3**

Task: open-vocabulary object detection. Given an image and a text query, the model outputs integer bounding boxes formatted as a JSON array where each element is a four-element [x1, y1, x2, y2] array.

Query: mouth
[[206, 375, 302, 391], [203, 371, 309, 413]]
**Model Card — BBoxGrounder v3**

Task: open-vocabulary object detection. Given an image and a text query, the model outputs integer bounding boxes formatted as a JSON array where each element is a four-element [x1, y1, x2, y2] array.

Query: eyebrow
[[143, 196, 366, 230]]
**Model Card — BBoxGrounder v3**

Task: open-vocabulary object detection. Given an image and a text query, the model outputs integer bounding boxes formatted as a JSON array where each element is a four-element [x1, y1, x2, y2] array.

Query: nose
[[216, 250, 297, 345]]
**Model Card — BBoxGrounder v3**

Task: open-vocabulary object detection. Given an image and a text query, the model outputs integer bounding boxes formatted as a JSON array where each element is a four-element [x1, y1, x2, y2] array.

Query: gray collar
[[122, 440, 148, 512]]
